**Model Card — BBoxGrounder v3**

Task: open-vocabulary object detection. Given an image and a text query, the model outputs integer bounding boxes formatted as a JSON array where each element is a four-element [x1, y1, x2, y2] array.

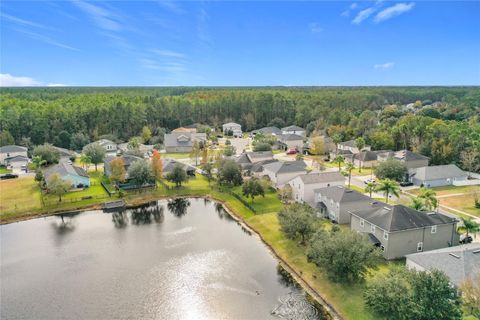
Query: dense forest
[[1, 87, 479, 171]]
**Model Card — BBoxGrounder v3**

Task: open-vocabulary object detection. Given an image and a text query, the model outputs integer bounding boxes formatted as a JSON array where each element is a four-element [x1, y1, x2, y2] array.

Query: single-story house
[[163, 159, 196, 176], [349, 150, 379, 168], [83, 139, 117, 154], [329, 149, 353, 160], [4, 155, 29, 171], [0, 145, 28, 166], [405, 243, 480, 287], [349, 204, 459, 260], [277, 134, 304, 151], [262, 160, 308, 188], [251, 126, 282, 137], [236, 151, 274, 171], [314, 186, 377, 224], [44, 162, 90, 188], [164, 132, 207, 153], [222, 122, 242, 137], [377, 149, 429, 170], [104, 154, 143, 179], [250, 159, 279, 178], [281, 125, 306, 137], [337, 140, 371, 154], [409, 164, 468, 187], [288, 171, 345, 206]]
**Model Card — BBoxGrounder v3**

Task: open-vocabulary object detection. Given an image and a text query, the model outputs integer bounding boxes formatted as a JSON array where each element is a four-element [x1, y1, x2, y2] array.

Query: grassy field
[[409, 185, 479, 197], [0, 176, 42, 221], [231, 186, 283, 213], [0, 166, 12, 174], [439, 194, 480, 217], [162, 152, 192, 159], [351, 167, 374, 176]]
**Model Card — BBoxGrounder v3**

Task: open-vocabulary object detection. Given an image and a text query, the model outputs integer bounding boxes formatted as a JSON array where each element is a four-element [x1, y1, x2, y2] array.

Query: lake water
[[1, 198, 325, 320]]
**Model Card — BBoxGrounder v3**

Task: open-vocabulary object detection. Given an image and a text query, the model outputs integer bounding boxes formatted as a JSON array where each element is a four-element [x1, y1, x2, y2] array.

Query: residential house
[[304, 136, 335, 155], [52, 146, 75, 163], [44, 162, 90, 188], [406, 243, 480, 287], [350, 204, 458, 260], [329, 149, 353, 161], [337, 140, 371, 154], [288, 172, 344, 206], [83, 139, 117, 154], [349, 150, 379, 168], [0, 145, 28, 166], [409, 164, 468, 187], [163, 158, 196, 176], [250, 159, 279, 178], [104, 155, 143, 179], [262, 160, 308, 188], [314, 186, 378, 224], [251, 126, 282, 137], [222, 122, 242, 137], [164, 132, 207, 153], [377, 149, 429, 170], [281, 125, 306, 137], [277, 134, 304, 151], [236, 151, 274, 171], [117, 143, 154, 157], [172, 127, 197, 133]]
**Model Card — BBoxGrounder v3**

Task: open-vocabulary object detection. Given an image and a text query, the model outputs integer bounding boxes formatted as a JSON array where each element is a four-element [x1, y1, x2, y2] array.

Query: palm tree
[[32, 155, 46, 169], [376, 179, 400, 204], [365, 181, 376, 198], [410, 198, 426, 211], [461, 217, 480, 238], [355, 137, 365, 173], [418, 187, 438, 211], [344, 162, 355, 187], [79, 154, 91, 170], [332, 155, 344, 172], [332, 133, 342, 152]]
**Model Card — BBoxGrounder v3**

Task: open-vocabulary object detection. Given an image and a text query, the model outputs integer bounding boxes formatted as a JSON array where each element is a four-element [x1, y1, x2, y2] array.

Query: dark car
[[0, 173, 19, 180], [400, 181, 414, 187], [459, 234, 473, 244]]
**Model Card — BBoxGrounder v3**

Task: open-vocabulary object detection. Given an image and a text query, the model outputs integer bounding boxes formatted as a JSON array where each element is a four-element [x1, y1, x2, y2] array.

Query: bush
[[278, 204, 316, 244], [253, 142, 272, 152], [374, 159, 407, 182], [33, 144, 60, 165]]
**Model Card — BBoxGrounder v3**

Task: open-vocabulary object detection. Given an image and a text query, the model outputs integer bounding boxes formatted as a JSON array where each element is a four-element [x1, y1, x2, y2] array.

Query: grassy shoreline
[[1, 175, 397, 320]]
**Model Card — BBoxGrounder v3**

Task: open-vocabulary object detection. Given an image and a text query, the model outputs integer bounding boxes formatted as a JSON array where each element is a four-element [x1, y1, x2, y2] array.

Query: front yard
[[0, 176, 42, 220]]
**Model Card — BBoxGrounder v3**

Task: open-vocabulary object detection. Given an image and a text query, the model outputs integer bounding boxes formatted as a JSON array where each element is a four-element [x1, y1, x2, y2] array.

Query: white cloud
[[156, 0, 186, 14], [72, 0, 122, 31], [373, 62, 394, 70], [309, 22, 323, 33], [350, 3, 358, 10], [14, 29, 79, 51], [152, 49, 185, 58], [374, 2, 415, 23], [0, 74, 66, 87], [352, 7, 376, 24], [1, 13, 51, 30]]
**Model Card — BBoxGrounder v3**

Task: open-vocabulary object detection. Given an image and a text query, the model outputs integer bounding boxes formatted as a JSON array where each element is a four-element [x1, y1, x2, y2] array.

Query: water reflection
[[167, 198, 191, 218], [111, 211, 129, 228], [215, 202, 234, 221], [50, 212, 80, 235], [130, 203, 164, 225]]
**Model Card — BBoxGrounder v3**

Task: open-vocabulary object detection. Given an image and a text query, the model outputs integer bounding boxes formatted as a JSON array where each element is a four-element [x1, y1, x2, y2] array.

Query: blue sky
[[1, 1, 479, 86]]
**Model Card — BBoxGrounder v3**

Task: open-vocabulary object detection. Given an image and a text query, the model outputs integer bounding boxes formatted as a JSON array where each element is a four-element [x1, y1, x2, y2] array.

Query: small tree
[[33, 144, 60, 165], [151, 150, 163, 184], [127, 159, 154, 187], [223, 145, 236, 157], [32, 155, 47, 169], [203, 162, 214, 183], [278, 185, 293, 203], [461, 217, 480, 238], [307, 229, 381, 282], [365, 181, 376, 198], [217, 160, 243, 186], [418, 187, 438, 211], [166, 165, 188, 187], [332, 133, 342, 152], [461, 274, 480, 318], [109, 158, 126, 185], [277, 204, 316, 245], [376, 179, 400, 204], [332, 155, 344, 172], [34, 169, 44, 187], [242, 178, 265, 203], [127, 136, 142, 150], [190, 141, 201, 166], [374, 159, 407, 182], [309, 136, 325, 155], [141, 126, 152, 143], [410, 197, 426, 211], [253, 142, 272, 152], [344, 162, 355, 187], [84, 143, 106, 171], [47, 174, 71, 202], [79, 154, 91, 170], [461, 149, 479, 177]]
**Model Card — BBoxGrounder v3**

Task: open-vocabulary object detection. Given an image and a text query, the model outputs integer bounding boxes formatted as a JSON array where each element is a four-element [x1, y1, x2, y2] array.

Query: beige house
[[277, 134, 304, 151], [0, 145, 28, 166], [314, 186, 377, 224], [262, 160, 307, 188], [236, 151, 274, 172], [377, 149, 429, 170], [350, 204, 459, 260], [288, 172, 344, 206], [348, 150, 379, 168], [337, 139, 371, 154], [164, 132, 207, 153]]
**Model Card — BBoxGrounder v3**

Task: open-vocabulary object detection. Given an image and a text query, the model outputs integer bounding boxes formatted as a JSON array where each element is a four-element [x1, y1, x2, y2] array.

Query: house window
[[383, 231, 388, 240], [360, 219, 364, 227], [371, 225, 376, 233], [380, 245, 385, 252], [417, 242, 423, 252], [431, 226, 437, 234]]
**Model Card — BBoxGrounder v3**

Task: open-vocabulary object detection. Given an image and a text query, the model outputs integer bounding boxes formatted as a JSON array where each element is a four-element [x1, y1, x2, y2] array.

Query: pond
[[1, 198, 327, 319]]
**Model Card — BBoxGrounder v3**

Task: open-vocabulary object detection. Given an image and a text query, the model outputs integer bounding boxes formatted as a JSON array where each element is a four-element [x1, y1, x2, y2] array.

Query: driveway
[[219, 137, 250, 155]]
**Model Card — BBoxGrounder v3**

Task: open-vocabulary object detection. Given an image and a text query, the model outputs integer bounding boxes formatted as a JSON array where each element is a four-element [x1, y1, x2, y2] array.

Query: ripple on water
[[271, 292, 321, 320]]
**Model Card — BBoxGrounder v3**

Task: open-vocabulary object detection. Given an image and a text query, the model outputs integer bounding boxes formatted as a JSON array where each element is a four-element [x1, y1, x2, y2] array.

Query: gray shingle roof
[[281, 125, 304, 132], [250, 159, 278, 173], [314, 186, 372, 204], [105, 154, 142, 166], [354, 150, 378, 162], [163, 159, 195, 174], [164, 132, 206, 148], [223, 122, 241, 127], [350, 204, 456, 232], [254, 126, 282, 135], [280, 134, 304, 141], [412, 164, 467, 181], [246, 151, 274, 161], [297, 172, 344, 184], [44, 163, 89, 180], [263, 160, 307, 174], [406, 243, 480, 287], [0, 145, 27, 153], [338, 140, 357, 147], [394, 149, 429, 161], [5, 155, 29, 162]]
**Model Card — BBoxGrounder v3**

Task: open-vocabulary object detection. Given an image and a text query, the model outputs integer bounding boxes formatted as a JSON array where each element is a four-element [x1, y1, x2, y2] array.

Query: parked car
[[1, 173, 19, 180], [459, 234, 473, 244], [364, 178, 376, 185], [400, 181, 414, 187], [286, 149, 297, 155]]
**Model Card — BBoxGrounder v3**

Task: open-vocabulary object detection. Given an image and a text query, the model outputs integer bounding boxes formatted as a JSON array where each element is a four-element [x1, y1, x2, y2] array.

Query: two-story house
[[222, 122, 242, 137], [262, 160, 307, 188], [288, 172, 345, 206]]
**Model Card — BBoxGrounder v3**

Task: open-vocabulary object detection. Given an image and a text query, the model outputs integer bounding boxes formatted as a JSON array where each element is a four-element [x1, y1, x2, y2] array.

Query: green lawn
[[351, 167, 374, 176], [0, 176, 42, 220], [409, 185, 480, 197], [0, 166, 12, 174], [162, 152, 192, 159], [231, 186, 283, 213]]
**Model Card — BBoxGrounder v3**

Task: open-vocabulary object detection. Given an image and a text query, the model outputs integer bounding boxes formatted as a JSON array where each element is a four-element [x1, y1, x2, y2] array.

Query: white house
[[409, 164, 468, 187], [0, 145, 28, 166], [83, 139, 117, 154], [281, 125, 306, 137], [288, 171, 344, 206], [262, 160, 307, 188], [223, 122, 242, 137], [337, 140, 371, 154]]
